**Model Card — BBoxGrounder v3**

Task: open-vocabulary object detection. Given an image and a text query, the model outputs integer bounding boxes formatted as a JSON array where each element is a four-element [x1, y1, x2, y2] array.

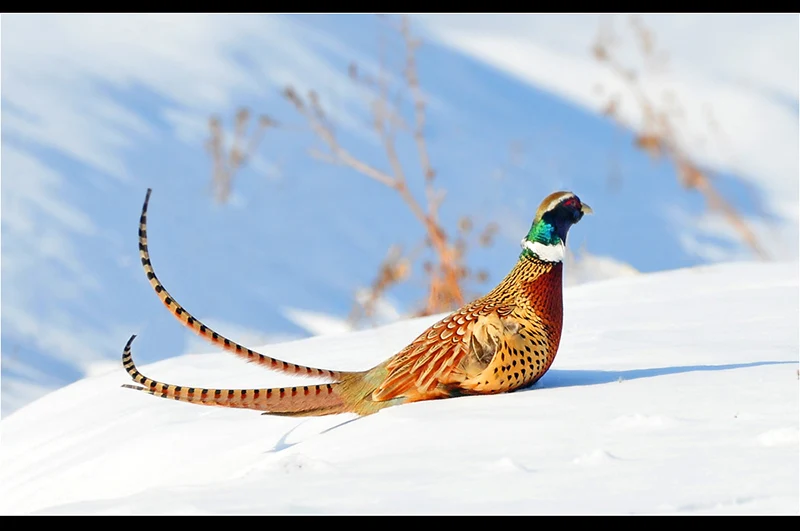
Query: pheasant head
[[521, 191, 592, 262]]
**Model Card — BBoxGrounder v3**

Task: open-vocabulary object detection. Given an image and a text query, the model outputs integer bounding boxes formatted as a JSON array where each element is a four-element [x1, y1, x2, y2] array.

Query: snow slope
[[0, 262, 797, 515]]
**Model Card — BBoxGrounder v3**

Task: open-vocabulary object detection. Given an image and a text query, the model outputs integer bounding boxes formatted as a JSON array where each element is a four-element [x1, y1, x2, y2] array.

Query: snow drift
[[1, 262, 797, 514]]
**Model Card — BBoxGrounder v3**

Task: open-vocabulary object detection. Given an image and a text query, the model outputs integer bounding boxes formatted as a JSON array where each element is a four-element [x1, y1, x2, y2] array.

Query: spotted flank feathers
[[122, 189, 590, 416]]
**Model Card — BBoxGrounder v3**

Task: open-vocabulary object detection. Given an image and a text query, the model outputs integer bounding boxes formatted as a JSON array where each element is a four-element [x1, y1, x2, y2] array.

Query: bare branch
[[210, 14, 497, 323], [399, 17, 439, 219], [207, 108, 274, 204], [593, 16, 768, 260]]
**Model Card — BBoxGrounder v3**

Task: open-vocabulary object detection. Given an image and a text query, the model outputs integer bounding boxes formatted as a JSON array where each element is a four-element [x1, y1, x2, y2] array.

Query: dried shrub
[[209, 15, 496, 324], [207, 109, 275, 204], [593, 15, 767, 259]]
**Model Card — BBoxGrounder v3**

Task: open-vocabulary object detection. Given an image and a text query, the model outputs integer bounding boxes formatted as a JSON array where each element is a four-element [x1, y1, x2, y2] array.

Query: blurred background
[[1, 14, 797, 416]]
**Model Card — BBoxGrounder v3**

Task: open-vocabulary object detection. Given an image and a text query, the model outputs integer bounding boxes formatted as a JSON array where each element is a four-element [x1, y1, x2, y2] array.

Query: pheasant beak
[[580, 203, 594, 215]]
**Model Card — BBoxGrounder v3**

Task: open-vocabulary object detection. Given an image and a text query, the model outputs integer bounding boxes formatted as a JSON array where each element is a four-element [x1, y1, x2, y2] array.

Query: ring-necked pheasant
[[122, 189, 592, 416]]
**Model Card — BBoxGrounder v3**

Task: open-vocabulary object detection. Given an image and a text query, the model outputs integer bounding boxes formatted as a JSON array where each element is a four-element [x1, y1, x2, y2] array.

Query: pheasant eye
[[563, 198, 579, 209]]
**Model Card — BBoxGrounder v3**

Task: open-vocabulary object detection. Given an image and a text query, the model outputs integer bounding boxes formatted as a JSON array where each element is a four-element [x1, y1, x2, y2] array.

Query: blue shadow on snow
[[535, 360, 798, 390]]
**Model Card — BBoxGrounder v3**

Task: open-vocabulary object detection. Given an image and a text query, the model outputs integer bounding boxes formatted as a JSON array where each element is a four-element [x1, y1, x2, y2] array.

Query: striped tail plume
[[121, 335, 348, 417], [137, 188, 350, 382]]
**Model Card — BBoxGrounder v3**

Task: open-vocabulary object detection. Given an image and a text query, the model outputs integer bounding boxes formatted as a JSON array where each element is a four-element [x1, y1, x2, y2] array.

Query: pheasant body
[[122, 189, 591, 416]]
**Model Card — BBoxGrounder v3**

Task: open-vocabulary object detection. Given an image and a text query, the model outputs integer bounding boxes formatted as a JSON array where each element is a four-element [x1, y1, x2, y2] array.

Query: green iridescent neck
[[520, 219, 563, 261]]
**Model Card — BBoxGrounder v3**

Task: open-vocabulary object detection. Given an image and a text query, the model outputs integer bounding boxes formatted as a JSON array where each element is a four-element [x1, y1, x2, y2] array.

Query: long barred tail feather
[[137, 188, 349, 381], [121, 335, 348, 416]]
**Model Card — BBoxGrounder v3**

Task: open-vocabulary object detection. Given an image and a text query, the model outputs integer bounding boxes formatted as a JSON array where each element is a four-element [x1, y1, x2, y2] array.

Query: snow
[[1, 261, 797, 515]]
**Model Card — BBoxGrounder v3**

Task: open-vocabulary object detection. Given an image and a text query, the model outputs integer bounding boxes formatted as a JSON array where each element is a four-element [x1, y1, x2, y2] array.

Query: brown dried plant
[[206, 109, 275, 204], [209, 15, 497, 324], [593, 15, 767, 260]]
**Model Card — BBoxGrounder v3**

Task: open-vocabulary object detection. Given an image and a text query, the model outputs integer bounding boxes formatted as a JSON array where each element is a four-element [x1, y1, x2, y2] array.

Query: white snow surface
[[1, 261, 797, 515]]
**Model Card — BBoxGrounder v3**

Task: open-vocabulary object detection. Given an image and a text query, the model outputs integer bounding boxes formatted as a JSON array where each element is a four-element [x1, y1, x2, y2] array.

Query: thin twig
[[593, 16, 767, 260]]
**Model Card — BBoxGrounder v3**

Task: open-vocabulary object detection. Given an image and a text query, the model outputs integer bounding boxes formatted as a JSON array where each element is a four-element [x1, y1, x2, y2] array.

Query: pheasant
[[122, 189, 592, 416]]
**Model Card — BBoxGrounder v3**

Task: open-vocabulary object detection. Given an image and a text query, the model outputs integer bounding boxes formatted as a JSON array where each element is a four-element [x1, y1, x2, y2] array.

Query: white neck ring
[[521, 238, 565, 263]]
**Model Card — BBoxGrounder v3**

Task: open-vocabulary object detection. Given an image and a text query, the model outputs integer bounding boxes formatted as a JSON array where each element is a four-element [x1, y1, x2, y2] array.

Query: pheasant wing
[[372, 302, 515, 402]]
